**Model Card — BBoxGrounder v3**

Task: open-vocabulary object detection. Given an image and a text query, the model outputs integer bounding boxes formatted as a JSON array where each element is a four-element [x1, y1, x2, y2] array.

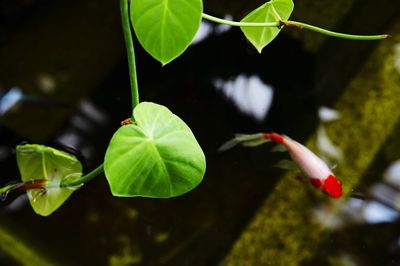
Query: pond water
[[0, 1, 400, 266]]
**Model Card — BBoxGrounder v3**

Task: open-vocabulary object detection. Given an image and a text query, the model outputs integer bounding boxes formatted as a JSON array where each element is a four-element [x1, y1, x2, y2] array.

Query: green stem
[[202, 13, 279, 27], [0, 164, 104, 194], [120, 0, 139, 115], [60, 164, 104, 188], [0, 183, 18, 194], [284, 20, 390, 40], [58, 0, 137, 190], [201, 13, 390, 40]]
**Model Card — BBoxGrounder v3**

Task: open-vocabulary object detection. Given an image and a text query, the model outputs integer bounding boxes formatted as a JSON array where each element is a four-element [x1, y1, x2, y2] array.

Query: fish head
[[322, 175, 342, 198], [309, 175, 342, 198]]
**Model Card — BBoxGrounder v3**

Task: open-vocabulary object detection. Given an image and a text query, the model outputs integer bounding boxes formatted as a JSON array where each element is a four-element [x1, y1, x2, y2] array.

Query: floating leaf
[[16, 144, 82, 216], [130, 0, 202, 65], [241, 0, 294, 52], [104, 102, 205, 198]]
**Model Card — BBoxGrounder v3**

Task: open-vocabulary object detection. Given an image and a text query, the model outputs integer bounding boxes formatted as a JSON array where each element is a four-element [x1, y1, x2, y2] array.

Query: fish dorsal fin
[[241, 138, 270, 147], [218, 133, 269, 151], [274, 159, 298, 170], [234, 133, 270, 147]]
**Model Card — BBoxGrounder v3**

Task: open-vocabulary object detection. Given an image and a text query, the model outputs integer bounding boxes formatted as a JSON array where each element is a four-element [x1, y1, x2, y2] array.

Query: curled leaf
[[16, 144, 82, 216]]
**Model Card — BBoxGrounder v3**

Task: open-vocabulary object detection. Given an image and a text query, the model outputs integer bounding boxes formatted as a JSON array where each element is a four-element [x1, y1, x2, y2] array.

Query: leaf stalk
[[283, 20, 390, 40], [121, 0, 140, 115], [60, 164, 104, 188], [202, 13, 389, 40]]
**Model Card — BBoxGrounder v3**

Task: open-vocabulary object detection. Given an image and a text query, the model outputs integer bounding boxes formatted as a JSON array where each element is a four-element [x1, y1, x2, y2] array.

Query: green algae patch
[[0, 226, 54, 266], [221, 19, 400, 266]]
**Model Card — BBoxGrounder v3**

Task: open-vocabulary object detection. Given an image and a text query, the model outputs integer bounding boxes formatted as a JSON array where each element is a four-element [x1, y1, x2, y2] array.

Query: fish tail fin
[[218, 133, 270, 152]]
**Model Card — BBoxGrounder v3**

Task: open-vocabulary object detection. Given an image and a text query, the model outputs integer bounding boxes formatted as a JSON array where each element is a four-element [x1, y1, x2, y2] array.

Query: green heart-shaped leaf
[[130, 0, 202, 65], [16, 144, 82, 216], [104, 102, 205, 198], [241, 0, 294, 53]]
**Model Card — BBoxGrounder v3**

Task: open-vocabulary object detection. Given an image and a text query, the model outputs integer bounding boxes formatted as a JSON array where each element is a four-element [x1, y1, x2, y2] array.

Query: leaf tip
[[159, 58, 171, 67]]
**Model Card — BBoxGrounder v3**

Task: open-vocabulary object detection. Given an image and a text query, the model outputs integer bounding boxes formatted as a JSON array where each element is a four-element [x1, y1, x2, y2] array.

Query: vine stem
[[60, 164, 104, 188], [1, 1, 140, 195], [0, 164, 104, 199], [283, 20, 390, 40], [121, 0, 140, 114], [202, 13, 390, 40], [61, 0, 138, 188], [202, 13, 279, 27]]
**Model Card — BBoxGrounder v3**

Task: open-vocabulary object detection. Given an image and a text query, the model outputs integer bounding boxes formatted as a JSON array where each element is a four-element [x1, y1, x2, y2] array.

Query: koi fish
[[219, 133, 343, 198]]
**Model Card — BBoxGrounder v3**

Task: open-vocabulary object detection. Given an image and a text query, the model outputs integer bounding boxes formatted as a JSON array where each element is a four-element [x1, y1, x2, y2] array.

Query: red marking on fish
[[321, 175, 342, 198], [310, 178, 322, 188], [263, 133, 284, 143]]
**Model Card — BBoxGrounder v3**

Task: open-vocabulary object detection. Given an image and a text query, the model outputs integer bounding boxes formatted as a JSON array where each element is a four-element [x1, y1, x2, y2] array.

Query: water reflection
[[363, 201, 399, 224], [215, 15, 232, 34], [316, 106, 343, 163], [213, 74, 274, 121], [191, 15, 232, 45], [0, 87, 22, 115], [315, 159, 400, 229], [384, 160, 400, 189], [192, 21, 213, 45], [56, 100, 108, 160], [316, 126, 343, 163], [318, 106, 341, 122], [0, 86, 69, 117]]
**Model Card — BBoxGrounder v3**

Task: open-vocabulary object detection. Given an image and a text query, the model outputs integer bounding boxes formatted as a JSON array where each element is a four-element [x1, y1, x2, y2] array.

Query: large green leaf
[[16, 144, 82, 216], [241, 0, 294, 53], [104, 102, 205, 198], [130, 0, 202, 65]]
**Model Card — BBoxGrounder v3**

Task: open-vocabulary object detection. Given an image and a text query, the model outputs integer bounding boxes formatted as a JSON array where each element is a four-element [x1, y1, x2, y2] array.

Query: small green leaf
[[241, 0, 294, 53], [130, 0, 202, 65], [16, 144, 82, 216], [104, 102, 206, 198]]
